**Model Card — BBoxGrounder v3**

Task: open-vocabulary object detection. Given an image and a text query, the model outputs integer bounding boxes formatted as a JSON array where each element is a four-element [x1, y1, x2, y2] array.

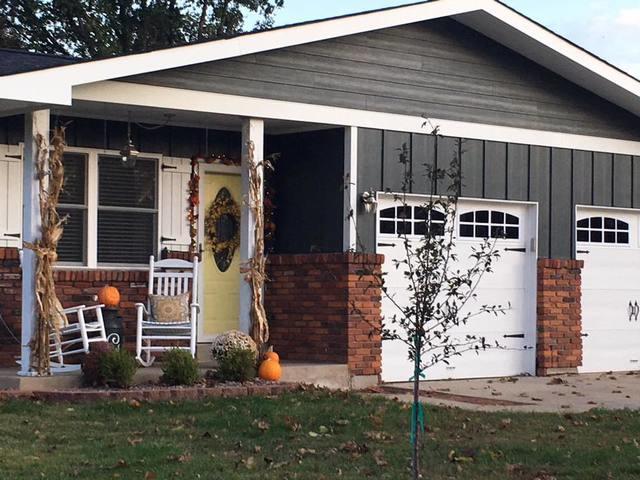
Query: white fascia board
[[74, 81, 640, 155], [464, 3, 640, 114], [0, 0, 481, 105]]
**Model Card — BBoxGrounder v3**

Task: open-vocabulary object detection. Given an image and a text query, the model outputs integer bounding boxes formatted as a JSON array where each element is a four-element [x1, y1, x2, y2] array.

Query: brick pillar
[[266, 253, 383, 386], [536, 259, 583, 375], [0, 247, 22, 366]]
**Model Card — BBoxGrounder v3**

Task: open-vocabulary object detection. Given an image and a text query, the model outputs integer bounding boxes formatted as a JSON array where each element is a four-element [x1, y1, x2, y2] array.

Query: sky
[[258, 0, 640, 78]]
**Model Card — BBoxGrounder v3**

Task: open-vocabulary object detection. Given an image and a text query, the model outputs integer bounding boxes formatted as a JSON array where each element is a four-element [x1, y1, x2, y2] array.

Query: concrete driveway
[[376, 371, 640, 412]]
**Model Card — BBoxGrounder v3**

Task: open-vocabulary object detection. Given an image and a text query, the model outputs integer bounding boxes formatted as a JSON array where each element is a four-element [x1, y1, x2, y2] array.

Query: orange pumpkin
[[98, 285, 120, 308], [258, 358, 282, 382], [264, 350, 280, 363]]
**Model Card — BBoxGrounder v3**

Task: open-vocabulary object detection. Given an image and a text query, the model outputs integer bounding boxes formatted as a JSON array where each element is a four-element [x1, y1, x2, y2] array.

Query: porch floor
[[0, 361, 350, 392]]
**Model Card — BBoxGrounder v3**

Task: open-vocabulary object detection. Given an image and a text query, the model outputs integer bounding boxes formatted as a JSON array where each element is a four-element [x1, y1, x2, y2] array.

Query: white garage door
[[378, 197, 537, 382], [577, 207, 640, 373]]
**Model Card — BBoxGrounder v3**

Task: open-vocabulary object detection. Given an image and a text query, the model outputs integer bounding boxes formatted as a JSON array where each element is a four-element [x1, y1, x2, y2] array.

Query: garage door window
[[576, 217, 629, 244], [379, 205, 445, 237], [459, 210, 519, 239]]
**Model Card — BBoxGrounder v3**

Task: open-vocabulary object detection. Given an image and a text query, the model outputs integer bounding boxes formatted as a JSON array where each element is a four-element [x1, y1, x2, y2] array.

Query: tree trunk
[[412, 367, 421, 479]]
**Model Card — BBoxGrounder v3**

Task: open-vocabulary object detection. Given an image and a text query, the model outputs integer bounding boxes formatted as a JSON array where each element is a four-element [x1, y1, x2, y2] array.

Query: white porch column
[[239, 118, 264, 334], [343, 127, 358, 251], [19, 109, 49, 375]]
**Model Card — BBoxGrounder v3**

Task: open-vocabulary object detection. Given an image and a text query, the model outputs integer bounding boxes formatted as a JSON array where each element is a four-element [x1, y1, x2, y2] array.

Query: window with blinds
[[58, 153, 87, 263], [97, 156, 158, 264]]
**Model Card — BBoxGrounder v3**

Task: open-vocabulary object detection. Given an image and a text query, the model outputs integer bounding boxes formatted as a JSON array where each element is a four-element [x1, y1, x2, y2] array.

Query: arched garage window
[[379, 205, 445, 236], [576, 217, 629, 244], [459, 210, 519, 239]]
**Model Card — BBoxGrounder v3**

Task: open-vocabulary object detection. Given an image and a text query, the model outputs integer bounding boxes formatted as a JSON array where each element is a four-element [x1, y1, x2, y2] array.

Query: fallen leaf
[[284, 416, 301, 432], [256, 420, 270, 432], [114, 459, 127, 468], [143, 472, 157, 480], [127, 437, 143, 446], [128, 399, 141, 408], [373, 450, 388, 467]]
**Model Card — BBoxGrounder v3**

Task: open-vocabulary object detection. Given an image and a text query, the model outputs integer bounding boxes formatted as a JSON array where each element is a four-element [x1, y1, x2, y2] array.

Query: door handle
[[3, 233, 20, 238], [577, 250, 590, 254], [504, 247, 526, 253], [629, 301, 639, 322], [377, 242, 396, 247], [160, 236, 177, 243], [503, 333, 525, 338], [581, 333, 589, 337]]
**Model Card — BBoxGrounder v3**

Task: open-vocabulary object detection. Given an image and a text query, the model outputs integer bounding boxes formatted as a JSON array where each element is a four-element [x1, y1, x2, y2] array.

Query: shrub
[[217, 347, 257, 382], [99, 349, 138, 388], [81, 342, 114, 387], [211, 330, 258, 363], [161, 349, 200, 386]]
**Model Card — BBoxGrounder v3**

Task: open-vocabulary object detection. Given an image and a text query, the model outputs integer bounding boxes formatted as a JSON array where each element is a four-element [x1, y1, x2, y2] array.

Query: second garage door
[[378, 197, 538, 382], [577, 207, 640, 373]]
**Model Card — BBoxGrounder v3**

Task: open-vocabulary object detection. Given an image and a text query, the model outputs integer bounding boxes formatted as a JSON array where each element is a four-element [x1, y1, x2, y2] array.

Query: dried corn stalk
[[24, 127, 66, 375], [242, 141, 269, 351]]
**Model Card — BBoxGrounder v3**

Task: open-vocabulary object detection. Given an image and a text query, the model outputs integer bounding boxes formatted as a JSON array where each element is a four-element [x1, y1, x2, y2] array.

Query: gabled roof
[[1, 0, 640, 118], [0, 49, 78, 76]]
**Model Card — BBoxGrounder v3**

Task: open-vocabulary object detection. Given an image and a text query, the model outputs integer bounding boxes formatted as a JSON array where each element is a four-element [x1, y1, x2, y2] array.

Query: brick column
[[536, 259, 583, 375], [266, 253, 383, 387], [0, 247, 22, 366]]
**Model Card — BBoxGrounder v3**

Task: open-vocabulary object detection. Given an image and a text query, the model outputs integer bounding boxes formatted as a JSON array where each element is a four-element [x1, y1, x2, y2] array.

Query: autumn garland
[[187, 156, 200, 257]]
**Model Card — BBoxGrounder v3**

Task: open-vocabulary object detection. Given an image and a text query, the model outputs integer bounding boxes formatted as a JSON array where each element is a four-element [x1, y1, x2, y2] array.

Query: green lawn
[[1, 391, 639, 479]]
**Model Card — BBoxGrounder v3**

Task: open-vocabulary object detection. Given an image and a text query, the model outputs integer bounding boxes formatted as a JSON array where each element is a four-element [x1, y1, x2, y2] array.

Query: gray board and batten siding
[[126, 18, 640, 141], [356, 128, 640, 260]]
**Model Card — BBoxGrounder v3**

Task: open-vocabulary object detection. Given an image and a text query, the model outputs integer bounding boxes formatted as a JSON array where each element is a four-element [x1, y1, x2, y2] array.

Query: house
[[1, 0, 640, 386]]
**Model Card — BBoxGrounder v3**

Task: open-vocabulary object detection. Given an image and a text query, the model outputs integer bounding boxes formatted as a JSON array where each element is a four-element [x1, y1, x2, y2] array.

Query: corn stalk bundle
[[24, 127, 66, 375], [242, 141, 269, 351]]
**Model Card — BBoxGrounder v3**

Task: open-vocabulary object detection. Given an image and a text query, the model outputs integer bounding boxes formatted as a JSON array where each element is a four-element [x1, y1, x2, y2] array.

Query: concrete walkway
[[379, 371, 640, 412]]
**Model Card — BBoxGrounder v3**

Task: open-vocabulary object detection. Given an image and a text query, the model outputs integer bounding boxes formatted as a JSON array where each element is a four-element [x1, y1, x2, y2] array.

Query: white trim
[[74, 81, 640, 155], [343, 127, 358, 251]]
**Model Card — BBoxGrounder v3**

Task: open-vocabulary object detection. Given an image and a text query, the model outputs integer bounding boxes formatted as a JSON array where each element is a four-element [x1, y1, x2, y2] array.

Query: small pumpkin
[[258, 358, 282, 382], [98, 285, 120, 308], [264, 349, 280, 363]]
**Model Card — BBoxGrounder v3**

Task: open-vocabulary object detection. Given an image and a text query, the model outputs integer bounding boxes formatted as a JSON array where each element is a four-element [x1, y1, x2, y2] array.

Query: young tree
[[0, 0, 283, 58], [353, 125, 507, 478]]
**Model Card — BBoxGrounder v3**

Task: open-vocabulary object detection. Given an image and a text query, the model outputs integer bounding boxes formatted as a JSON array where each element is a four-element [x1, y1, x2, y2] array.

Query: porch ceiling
[[51, 100, 335, 135]]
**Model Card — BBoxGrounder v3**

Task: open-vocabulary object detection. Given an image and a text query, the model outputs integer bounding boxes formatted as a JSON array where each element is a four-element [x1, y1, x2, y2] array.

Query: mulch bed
[[0, 382, 302, 403], [367, 385, 534, 407]]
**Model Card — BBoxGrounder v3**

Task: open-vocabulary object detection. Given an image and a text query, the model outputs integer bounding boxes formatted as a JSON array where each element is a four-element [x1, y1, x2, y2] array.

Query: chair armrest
[[135, 303, 149, 315], [62, 305, 87, 314], [79, 304, 106, 312], [190, 303, 200, 313]]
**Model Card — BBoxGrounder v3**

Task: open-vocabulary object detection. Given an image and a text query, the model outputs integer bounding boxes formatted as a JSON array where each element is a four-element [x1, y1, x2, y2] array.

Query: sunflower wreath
[[204, 188, 241, 269]]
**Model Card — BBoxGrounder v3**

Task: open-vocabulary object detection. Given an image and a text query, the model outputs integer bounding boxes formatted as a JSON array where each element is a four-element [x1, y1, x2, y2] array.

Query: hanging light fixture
[[120, 112, 139, 168]]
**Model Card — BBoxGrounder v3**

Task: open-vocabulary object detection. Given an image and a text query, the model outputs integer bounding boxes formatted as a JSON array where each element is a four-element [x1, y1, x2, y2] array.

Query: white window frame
[[458, 209, 521, 241], [60, 146, 165, 269]]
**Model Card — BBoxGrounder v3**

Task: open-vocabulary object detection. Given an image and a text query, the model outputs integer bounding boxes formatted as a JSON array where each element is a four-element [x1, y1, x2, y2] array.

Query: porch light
[[120, 114, 138, 168], [361, 190, 377, 214]]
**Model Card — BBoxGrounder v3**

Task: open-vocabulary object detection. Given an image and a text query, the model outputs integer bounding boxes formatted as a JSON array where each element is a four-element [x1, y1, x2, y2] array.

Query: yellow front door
[[201, 172, 241, 339]]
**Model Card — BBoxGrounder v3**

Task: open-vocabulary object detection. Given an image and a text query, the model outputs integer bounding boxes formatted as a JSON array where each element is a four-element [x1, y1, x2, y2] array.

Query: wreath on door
[[204, 187, 241, 272]]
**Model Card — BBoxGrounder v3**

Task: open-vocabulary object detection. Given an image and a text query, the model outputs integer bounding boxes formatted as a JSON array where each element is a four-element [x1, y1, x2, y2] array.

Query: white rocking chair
[[135, 255, 199, 367], [49, 304, 108, 372]]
